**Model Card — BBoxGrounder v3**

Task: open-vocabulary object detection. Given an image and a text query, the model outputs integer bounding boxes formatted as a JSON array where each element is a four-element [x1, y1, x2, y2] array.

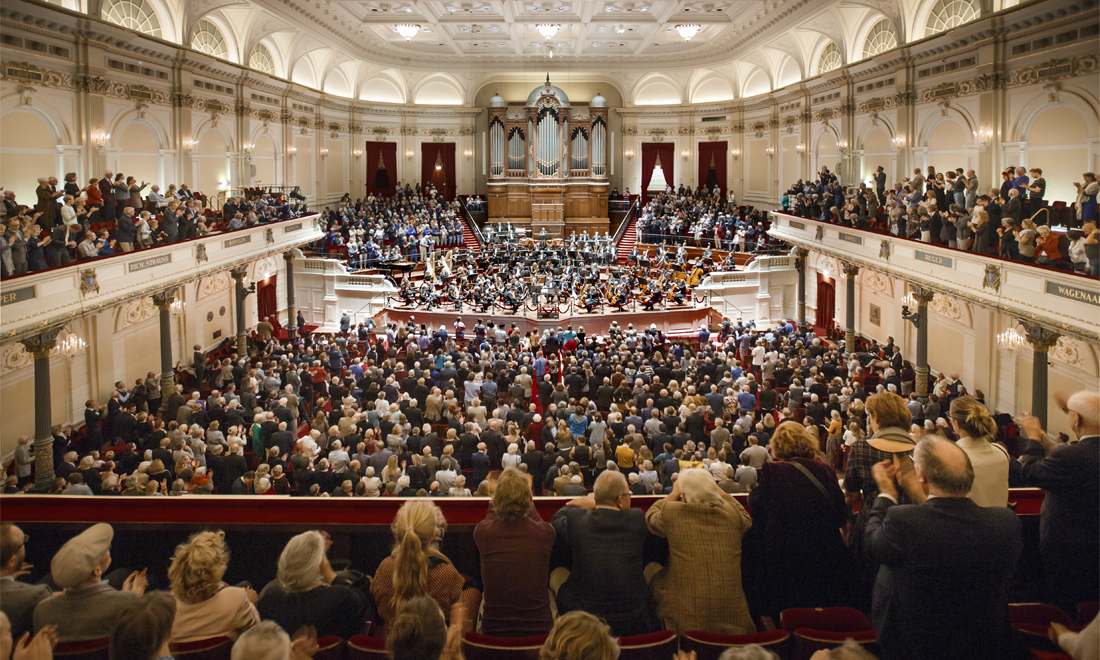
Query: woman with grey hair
[[255, 531, 372, 638]]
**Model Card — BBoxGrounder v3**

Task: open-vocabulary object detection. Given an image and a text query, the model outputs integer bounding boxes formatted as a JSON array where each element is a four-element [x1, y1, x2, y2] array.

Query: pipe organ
[[485, 76, 610, 238]]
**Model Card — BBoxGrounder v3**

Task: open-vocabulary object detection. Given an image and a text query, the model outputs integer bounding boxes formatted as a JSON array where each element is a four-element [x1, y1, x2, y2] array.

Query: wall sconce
[[973, 127, 993, 152], [837, 140, 851, 158], [53, 334, 87, 361], [765, 146, 774, 156], [796, 144, 805, 156], [93, 131, 111, 155], [406, 149, 415, 158], [681, 149, 690, 160], [624, 149, 634, 160], [730, 148, 740, 160], [890, 136, 904, 153], [169, 300, 185, 316], [287, 146, 297, 155], [463, 148, 473, 159], [320, 147, 329, 157], [184, 139, 197, 156], [243, 143, 255, 153], [353, 149, 363, 159]]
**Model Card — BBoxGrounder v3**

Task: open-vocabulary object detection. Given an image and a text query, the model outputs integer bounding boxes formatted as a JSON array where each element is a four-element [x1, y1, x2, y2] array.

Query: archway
[[815, 276, 836, 332], [421, 143, 456, 201]]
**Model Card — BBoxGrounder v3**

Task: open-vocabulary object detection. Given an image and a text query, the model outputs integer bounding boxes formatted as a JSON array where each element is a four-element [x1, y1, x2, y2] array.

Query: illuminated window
[[101, 0, 161, 38], [926, 0, 979, 36], [250, 43, 275, 75], [863, 19, 898, 58], [818, 42, 841, 75], [192, 19, 228, 60]]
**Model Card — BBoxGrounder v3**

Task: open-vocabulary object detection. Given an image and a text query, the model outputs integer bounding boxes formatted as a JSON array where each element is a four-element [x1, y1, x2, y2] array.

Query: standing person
[[550, 471, 659, 636], [644, 468, 754, 634], [113, 174, 128, 221], [874, 166, 887, 205], [949, 396, 1008, 508], [98, 171, 115, 223], [1074, 172, 1098, 225], [1018, 391, 1100, 615], [474, 468, 556, 637], [865, 437, 1022, 660]]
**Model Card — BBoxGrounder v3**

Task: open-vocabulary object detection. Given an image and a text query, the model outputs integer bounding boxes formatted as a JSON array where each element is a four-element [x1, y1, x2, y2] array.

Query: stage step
[[458, 213, 481, 253], [615, 214, 639, 264]]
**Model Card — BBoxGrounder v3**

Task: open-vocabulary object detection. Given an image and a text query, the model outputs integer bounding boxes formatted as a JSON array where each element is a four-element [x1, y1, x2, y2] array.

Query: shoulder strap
[[790, 460, 832, 501]]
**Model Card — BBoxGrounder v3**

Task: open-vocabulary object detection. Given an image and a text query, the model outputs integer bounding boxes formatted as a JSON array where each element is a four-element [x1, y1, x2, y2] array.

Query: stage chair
[[681, 630, 789, 660], [616, 630, 677, 660], [54, 639, 111, 660], [168, 637, 233, 660], [461, 632, 548, 660]]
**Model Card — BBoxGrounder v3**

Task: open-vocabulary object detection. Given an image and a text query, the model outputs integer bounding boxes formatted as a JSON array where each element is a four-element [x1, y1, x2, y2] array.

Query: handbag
[[789, 459, 846, 521]]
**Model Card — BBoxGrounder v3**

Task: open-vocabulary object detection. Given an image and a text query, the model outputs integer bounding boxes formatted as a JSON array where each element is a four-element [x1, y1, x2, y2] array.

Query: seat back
[[54, 639, 111, 660], [313, 636, 345, 660], [1078, 601, 1099, 625], [461, 632, 547, 660], [347, 635, 387, 660], [616, 630, 677, 660], [780, 607, 872, 634], [680, 631, 789, 660], [791, 629, 878, 660], [168, 637, 234, 660], [1010, 603, 1075, 654]]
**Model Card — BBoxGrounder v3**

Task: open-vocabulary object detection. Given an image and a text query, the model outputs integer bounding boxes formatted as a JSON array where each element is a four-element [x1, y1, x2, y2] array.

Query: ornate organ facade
[[486, 77, 610, 238]]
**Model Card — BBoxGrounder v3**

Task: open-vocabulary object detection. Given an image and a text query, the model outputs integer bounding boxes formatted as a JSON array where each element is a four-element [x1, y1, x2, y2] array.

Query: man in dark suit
[[1019, 391, 1100, 614], [230, 471, 254, 495], [470, 444, 491, 488], [866, 437, 1022, 660]]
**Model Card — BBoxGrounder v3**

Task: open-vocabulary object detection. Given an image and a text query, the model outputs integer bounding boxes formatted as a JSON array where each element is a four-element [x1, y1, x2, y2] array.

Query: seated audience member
[[0, 613, 55, 660], [109, 592, 176, 660], [538, 611, 619, 660], [229, 621, 297, 660], [743, 422, 850, 619], [371, 500, 480, 635], [0, 524, 51, 638], [474, 468, 556, 637], [255, 531, 372, 638], [168, 531, 259, 642], [34, 524, 148, 642], [866, 437, 1022, 660], [645, 467, 754, 634], [386, 596, 464, 660], [550, 471, 660, 636]]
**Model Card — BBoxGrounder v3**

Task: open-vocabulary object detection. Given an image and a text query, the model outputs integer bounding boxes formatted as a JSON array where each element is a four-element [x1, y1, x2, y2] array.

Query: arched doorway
[[815, 276, 835, 332]]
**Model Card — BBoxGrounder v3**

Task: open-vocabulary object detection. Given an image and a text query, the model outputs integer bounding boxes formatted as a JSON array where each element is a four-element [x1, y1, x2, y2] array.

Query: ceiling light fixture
[[676, 24, 701, 40], [615, 24, 626, 32], [395, 24, 421, 40], [536, 23, 561, 39]]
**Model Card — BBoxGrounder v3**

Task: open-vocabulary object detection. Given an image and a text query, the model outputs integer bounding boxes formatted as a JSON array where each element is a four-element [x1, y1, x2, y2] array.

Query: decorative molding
[[1049, 336, 1094, 374], [928, 293, 965, 323], [0, 342, 33, 375], [79, 269, 99, 296], [199, 271, 231, 299], [982, 264, 1001, 293], [116, 296, 159, 331]]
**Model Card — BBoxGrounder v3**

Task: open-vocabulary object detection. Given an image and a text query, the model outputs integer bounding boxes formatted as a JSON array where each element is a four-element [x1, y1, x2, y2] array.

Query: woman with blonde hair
[[168, 531, 259, 642], [371, 500, 479, 635], [382, 454, 403, 488], [645, 467, 754, 634], [743, 422, 850, 619], [539, 612, 620, 660], [475, 468, 556, 637], [949, 396, 1008, 507]]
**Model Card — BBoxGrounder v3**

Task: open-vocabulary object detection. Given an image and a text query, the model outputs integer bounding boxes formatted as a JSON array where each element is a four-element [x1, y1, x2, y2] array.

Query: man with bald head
[[866, 437, 1022, 660], [1019, 389, 1100, 614]]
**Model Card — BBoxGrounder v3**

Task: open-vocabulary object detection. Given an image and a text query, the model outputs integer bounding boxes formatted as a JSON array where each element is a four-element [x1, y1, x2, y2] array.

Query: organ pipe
[[592, 119, 606, 177], [489, 120, 504, 177]]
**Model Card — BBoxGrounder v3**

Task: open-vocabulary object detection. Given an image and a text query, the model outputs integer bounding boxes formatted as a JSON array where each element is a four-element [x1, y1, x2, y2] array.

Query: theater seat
[[616, 630, 677, 660], [1011, 603, 1076, 653], [313, 636, 345, 660], [168, 637, 233, 660], [780, 607, 876, 660], [790, 629, 878, 660], [462, 632, 547, 660], [681, 630, 789, 660], [1078, 601, 1099, 624], [54, 639, 110, 660], [347, 635, 387, 660]]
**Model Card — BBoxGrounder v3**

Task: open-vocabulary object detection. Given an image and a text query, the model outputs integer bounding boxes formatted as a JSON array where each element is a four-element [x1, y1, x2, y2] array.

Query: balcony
[[767, 211, 1100, 343], [0, 215, 323, 344]]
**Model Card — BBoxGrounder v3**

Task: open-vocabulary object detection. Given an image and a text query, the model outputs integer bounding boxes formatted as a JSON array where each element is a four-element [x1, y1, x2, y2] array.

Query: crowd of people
[[4, 308, 1098, 659], [312, 184, 468, 269], [635, 187, 780, 254], [783, 165, 1100, 276], [0, 174, 310, 277]]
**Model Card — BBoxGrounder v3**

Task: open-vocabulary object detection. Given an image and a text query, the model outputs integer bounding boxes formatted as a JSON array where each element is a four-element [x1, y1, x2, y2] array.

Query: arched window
[[926, 0, 979, 36], [250, 43, 275, 75], [863, 19, 898, 58], [818, 43, 841, 75], [101, 0, 161, 38], [191, 19, 228, 59]]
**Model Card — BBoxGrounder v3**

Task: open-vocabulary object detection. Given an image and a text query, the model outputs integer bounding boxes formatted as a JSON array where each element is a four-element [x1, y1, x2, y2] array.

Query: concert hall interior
[[1, 0, 1099, 658]]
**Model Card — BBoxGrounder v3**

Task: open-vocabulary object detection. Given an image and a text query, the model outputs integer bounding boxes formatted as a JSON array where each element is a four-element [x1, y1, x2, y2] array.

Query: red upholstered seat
[[168, 637, 233, 660], [1031, 652, 1072, 660], [462, 632, 547, 660], [54, 639, 110, 660], [791, 628, 878, 659], [1078, 601, 1099, 625], [616, 630, 677, 660], [1011, 603, 1076, 653], [781, 607, 875, 660], [348, 635, 387, 660], [313, 636, 345, 660], [681, 630, 789, 660]]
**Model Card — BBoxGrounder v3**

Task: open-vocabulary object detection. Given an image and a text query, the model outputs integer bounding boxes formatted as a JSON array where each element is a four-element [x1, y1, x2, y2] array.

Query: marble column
[[794, 247, 808, 328], [842, 262, 860, 353], [153, 289, 177, 413], [21, 328, 61, 492], [911, 287, 936, 400], [284, 251, 297, 340], [231, 265, 250, 357], [1021, 322, 1061, 428]]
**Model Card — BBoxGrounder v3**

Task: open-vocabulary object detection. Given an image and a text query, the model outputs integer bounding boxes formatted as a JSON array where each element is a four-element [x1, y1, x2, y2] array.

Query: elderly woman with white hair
[[255, 531, 372, 638], [644, 467, 754, 635], [502, 443, 522, 470]]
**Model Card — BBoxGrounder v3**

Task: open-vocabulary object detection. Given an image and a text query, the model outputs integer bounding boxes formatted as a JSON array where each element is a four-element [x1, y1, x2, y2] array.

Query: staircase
[[459, 214, 481, 252], [615, 214, 639, 264]]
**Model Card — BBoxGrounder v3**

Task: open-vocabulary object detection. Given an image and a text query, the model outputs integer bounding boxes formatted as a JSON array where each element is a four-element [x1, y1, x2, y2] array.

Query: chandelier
[[675, 24, 701, 40], [997, 327, 1027, 352], [395, 24, 421, 40], [536, 23, 561, 40], [53, 334, 87, 361]]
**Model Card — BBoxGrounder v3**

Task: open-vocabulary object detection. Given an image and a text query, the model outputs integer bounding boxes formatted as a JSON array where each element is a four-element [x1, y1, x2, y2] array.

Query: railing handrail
[[611, 198, 638, 246], [457, 196, 485, 247]]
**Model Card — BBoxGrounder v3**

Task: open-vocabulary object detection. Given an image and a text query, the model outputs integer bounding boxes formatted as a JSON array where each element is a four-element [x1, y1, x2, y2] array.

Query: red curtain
[[365, 142, 397, 197], [815, 277, 835, 329], [421, 143, 456, 201], [640, 143, 675, 205], [257, 276, 277, 321], [698, 141, 727, 195]]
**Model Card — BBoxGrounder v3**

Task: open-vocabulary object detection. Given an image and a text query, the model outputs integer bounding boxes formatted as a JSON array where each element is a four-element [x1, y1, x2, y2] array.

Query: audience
[[108, 592, 175, 660], [167, 531, 259, 642]]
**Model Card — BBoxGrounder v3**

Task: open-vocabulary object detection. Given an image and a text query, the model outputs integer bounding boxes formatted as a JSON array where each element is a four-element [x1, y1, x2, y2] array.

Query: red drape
[[815, 277, 835, 329], [421, 143, 456, 201], [258, 276, 277, 321], [365, 142, 397, 197], [640, 143, 675, 205], [698, 141, 727, 195]]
